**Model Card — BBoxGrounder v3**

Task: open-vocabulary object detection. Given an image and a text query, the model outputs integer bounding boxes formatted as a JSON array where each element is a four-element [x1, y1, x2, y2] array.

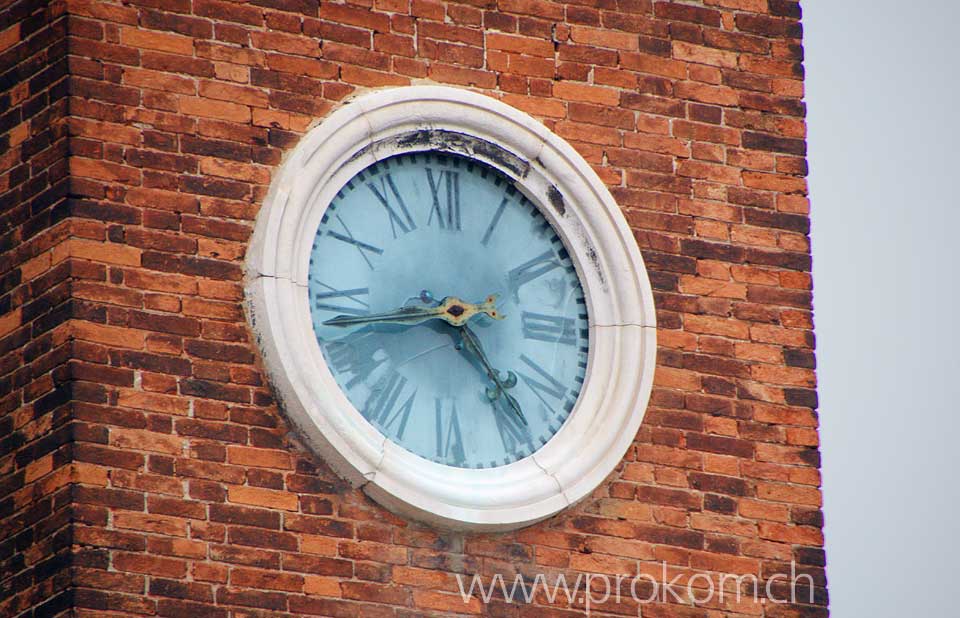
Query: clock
[[246, 86, 656, 530], [308, 151, 589, 469]]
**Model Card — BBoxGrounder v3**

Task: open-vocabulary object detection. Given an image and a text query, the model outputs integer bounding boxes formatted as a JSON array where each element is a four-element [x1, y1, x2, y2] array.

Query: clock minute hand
[[324, 294, 504, 328], [458, 324, 527, 426]]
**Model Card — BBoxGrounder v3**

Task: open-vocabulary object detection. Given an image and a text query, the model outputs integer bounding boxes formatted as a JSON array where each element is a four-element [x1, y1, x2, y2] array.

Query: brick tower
[[0, 0, 825, 617]]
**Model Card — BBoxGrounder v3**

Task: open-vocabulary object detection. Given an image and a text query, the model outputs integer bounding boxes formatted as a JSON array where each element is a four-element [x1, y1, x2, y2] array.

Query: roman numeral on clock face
[[426, 168, 461, 231], [521, 311, 578, 346], [518, 354, 568, 410], [508, 250, 562, 293], [327, 215, 383, 270], [481, 197, 509, 246], [325, 329, 384, 389], [368, 174, 416, 238], [492, 399, 533, 459], [365, 370, 416, 441], [314, 284, 370, 316], [435, 398, 466, 466]]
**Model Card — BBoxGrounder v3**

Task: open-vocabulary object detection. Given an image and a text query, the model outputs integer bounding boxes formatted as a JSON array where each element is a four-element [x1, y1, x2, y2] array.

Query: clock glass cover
[[307, 152, 589, 469]]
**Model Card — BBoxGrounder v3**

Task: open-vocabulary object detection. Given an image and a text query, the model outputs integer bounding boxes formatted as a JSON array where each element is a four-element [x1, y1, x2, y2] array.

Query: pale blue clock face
[[308, 152, 589, 468]]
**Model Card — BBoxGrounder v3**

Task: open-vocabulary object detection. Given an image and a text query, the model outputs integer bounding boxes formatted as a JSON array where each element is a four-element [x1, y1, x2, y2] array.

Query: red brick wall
[[1, 0, 825, 616], [0, 1, 73, 617]]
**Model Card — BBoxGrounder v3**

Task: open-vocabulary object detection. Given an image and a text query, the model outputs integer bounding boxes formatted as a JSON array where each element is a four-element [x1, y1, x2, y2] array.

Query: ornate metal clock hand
[[458, 324, 527, 426], [324, 294, 503, 328]]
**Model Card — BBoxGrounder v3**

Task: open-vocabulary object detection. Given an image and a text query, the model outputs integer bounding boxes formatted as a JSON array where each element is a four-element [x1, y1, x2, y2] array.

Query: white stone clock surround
[[245, 86, 657, 531]]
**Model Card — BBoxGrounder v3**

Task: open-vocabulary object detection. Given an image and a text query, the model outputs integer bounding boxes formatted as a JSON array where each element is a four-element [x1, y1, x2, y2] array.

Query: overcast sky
[[805, 1, 960, 615]]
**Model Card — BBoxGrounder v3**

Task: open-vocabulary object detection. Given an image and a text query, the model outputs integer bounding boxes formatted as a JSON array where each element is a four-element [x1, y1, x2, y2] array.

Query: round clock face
[[307, 152, 589, 469]]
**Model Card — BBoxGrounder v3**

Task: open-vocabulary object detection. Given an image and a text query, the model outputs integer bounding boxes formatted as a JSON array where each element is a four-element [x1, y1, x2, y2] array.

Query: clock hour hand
[[458, 324, 527, 426], [324, 294, 504, 328]]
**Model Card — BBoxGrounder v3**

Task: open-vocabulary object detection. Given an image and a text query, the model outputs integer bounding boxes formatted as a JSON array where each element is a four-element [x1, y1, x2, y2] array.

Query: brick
[[569, 26, 638, 51], [303, 575, 341, 596], [0, 22, 19, 52], [228, 485, 299, 511], [193, 562, 229, 582], [181, 135, 252, 162], [194, 0, 263, 25], [687, 433, 754, 458], [226, 446, 291, 469], [147, 497, 206, 519], [0, 307, 23, 337], [210, 545, 280, 569], [262, 50, 336, 78], [743, 170, 807, 193], [655, 1, 721, 25], [114, 552, 187, 578], [179, 378, 249, 403], [414, 590, 482, 614], [499, 94, 566, 119], [486, 32, 553, 58], [198, 81, 269, 108], [114, 512, 189, 537], [210, 503, 280, 529], [320, 3, 391, 31], [71, 158, 141, 185], [193, 39, 259, 64], [70, 117, 143, 146], [284, 515, 353, 538], [339, 541, 408, 564], [252, 31, 321, 56], [743, 130, 807, 155], [555, 121, 620, 146], [553, 81, 621, 105], [126, 229, 197, 255], [127, 188, 200, 213], [149, 578, 214, 603], [428, 63, 496, 88], [179, 97, 251, 123], [123, 67, 197, 94], [231, 568, 303, 592], [198, 158, 271, 184], [685, 314, 749, 339], [121, 28, 195, 56], [61, 239, 142, 267], [678, 160, 741, 184], [182, 298, 243, 320], [341, 64, 411, 87], [129, 311, 201, 337], [759, 521, 823, 545], [673, 41, 738, 68], [72, 322, 146, 349], [500, 0, 564, 19], [112, 428, 185, 456], [213, 62, 249, 83], [676, 81, 739, 106], [124, 269, 198, 294]]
